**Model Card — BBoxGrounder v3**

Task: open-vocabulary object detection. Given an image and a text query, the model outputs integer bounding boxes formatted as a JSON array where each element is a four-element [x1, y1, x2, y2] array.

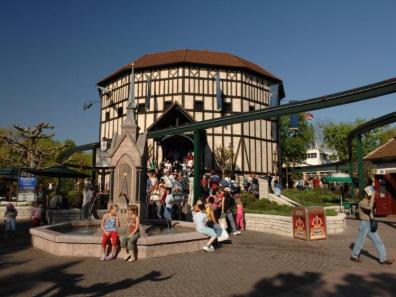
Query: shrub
[[66, 190, 82, 208]]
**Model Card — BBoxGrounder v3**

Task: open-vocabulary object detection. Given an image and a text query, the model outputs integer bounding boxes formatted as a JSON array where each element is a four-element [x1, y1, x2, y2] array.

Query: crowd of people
[[146, 157, 192, 222]]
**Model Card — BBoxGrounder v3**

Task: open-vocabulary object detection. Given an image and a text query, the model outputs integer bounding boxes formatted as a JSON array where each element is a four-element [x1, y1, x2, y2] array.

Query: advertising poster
[[292, 209, 307, 240], [18, 172, 37, 202], [309, 213, 326, 240]]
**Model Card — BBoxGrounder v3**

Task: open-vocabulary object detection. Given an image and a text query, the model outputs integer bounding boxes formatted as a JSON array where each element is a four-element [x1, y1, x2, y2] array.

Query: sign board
[[309, 213, 326, 240], [292, 208, 307, 240], [18, 192, 35, 202], [18, 176, 37, 190]]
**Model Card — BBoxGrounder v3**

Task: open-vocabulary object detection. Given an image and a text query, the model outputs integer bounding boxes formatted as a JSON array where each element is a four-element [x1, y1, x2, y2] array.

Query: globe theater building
[[97, 49, 284, 177]]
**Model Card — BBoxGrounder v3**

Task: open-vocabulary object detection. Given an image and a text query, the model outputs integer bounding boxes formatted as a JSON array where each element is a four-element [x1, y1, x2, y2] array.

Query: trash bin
[[292, 206, 326, 241]]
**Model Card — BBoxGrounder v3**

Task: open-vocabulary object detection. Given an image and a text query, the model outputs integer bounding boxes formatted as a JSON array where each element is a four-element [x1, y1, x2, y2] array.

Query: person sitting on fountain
[[100, 204, 120, 261], [120, 205, 140, 262], [193, 200, 218, 252], [164, 188, 174, 227]]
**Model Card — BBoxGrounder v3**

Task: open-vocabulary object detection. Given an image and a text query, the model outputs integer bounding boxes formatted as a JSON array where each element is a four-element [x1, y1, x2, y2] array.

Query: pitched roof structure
[[98, 49, 282, 86], [364, 137, 396, 161]]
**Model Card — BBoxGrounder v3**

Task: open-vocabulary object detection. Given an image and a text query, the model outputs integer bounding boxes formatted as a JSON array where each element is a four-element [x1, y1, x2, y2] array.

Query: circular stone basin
[[30, 220, 208, 259]]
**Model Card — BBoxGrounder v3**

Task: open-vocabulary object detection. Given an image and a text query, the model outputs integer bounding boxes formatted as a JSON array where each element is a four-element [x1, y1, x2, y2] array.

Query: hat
[[7, 203, 15, 210], [224, 187, 231, 192], [196, 200, 203, 206]]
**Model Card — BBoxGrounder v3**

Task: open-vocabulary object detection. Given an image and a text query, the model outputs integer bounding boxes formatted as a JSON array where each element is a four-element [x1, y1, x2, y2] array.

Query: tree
[[321, 119, 395, 161], [0, 123, 68, 168], [214, 143, 234, 177], [280, 114, 314, 186]]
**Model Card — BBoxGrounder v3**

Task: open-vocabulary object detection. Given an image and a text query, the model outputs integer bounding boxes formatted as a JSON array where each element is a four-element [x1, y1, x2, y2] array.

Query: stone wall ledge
[[245, 212, 346, 238]]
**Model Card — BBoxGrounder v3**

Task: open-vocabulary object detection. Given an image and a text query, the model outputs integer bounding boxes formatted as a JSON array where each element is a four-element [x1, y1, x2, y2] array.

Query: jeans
[[351, 220, 387, 262], [5, 218, 16, 231], [226, 211, 237, 233], [155, 201, 163, 219]]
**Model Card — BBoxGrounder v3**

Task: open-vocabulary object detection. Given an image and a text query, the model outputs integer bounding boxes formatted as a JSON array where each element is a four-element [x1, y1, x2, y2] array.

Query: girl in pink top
[[235, 199, 244, 231]]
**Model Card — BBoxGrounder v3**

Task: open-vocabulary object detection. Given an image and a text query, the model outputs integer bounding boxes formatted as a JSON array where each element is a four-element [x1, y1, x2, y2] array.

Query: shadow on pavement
[[0, 220, 32, 255], [0, 259, 173, 296], [234, 271, 396, 297]]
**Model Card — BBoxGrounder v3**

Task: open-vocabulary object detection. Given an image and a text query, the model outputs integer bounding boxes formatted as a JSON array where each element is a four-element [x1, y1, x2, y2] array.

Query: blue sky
[[1, 0, 395, 144]]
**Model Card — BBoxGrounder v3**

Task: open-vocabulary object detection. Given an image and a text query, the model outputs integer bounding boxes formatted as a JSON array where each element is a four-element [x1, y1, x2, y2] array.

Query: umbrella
[[323, 173, 352, 183], [22, 165, 90, 178]]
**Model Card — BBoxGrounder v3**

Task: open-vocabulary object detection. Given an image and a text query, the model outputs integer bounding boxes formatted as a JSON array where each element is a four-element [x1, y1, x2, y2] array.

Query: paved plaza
[[0, 218, 395, 297]]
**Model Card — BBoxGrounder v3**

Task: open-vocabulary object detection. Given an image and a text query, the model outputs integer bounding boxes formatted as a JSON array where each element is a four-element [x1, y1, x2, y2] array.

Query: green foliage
[[321, 119, 396, 161], [66, 190, 82, 208], [325, 209, 338, 216], [282, 189, 340, 206], [281, 114, 314, 166], [244, 198, 292, 216]]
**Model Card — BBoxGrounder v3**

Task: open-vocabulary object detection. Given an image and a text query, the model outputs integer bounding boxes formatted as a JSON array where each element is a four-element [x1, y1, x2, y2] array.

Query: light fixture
[[101, 137, 108, 152]]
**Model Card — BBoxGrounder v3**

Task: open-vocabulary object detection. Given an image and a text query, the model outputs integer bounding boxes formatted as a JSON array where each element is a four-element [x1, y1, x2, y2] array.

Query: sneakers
[[128, 257, 136, 262], [124, 254, 131, 261], [233, 231, 241, 235], [203, 245, 214, 252], [105, 255, 113, 261], [209, 245, 215, 252], [379, 259, 394, 265], [350, 256, 362, 263], [100, 255, 106, 261]]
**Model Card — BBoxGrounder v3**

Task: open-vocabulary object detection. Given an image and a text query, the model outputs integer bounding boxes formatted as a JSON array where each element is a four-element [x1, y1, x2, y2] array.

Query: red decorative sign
[[293, 209, 307, 240], [309, 213, 326, 240]]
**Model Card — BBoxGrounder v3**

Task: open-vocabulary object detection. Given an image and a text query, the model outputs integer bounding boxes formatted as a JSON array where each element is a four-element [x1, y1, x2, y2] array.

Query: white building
[[97, 49, 285, 176]]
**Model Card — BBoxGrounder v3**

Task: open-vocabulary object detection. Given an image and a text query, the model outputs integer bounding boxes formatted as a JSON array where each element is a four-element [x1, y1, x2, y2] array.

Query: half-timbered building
[[97, 49, 284, 176]]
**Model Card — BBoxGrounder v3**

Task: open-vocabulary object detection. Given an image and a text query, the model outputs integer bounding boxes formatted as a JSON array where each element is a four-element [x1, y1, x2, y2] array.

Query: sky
[[1, 0, 395, 144]]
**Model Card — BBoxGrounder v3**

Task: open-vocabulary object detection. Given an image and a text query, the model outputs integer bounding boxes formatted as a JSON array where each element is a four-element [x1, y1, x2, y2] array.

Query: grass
[[241, 192, 338, 217], [282, 189, 341, 207]]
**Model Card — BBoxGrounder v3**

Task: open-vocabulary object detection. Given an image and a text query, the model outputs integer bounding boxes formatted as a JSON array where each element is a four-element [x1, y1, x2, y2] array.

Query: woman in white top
[[193, 201, 217, 252]]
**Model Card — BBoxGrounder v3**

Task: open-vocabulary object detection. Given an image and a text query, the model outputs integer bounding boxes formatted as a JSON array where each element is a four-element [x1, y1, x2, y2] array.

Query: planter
[[245, 212, 346, 237]]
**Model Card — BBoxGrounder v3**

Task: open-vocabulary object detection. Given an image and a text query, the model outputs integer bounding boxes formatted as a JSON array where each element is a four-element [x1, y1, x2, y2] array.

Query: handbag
[[370, 218, 378, 233], [217, 218, 229, 242]]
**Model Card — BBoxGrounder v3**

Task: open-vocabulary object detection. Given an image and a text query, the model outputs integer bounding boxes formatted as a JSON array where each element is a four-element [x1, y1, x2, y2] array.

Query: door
[[374, 176, 392, 216]]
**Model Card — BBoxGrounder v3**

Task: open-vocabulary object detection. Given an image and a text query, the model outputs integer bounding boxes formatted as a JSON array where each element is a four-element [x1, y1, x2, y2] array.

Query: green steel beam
[[57, 142, 100, 163], [356, 135, 365, 198], [147, 77, 396, 139], [193, 130, 201, 204], [347, 111, 396, 162]]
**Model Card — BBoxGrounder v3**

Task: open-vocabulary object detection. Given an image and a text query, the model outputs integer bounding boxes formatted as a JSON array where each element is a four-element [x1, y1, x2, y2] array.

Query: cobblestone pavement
[[0, 218, 395, 297]]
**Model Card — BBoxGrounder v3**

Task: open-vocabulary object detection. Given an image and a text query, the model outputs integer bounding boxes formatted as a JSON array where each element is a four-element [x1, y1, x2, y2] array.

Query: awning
[[323, 173, 352, 183]]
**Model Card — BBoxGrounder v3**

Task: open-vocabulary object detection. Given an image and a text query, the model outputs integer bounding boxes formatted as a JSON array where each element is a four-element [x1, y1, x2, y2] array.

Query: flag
[[304, 112, 314, 121], [145, 74, 151, 110], [128, 63, 135, 108], [216, 71, 222, 110], [269, 82, 285, 107]]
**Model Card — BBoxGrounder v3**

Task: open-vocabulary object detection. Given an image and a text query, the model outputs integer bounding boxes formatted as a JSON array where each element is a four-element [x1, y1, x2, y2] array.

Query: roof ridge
[[365, 137, 396, 159]]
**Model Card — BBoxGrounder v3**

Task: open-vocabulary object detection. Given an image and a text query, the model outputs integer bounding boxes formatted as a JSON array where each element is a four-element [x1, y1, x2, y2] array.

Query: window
[[194, 101, 203, 111], [223, 102, 232, 113], [137, 103, 146, 113], [117, 107, 123, 117], [105, 111, 110, 121], [306, 153, 318, 159], [249, 105, 255, 112], [164, 101, 172, 110]]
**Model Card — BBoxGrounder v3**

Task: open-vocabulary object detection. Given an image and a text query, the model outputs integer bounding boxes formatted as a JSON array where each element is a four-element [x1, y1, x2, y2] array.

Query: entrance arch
[[161, 135, 193, 162]]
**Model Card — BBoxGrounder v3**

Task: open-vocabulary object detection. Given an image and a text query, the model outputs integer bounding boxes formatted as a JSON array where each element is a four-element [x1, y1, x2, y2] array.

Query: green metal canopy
[[24, 165, 90, 178], [323, 173, 352, 183]]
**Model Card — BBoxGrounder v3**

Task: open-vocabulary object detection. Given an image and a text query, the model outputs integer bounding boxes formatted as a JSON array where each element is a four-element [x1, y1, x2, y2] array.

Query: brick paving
[[0, 218, 395, 297]]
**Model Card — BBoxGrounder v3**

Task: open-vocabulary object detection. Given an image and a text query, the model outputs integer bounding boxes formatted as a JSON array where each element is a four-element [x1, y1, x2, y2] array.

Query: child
[[4, 203, 18, 239], [31, 203, 42, 227], [235, 199, 245, 231], [120, 205, 140, 262], [100, 204, 120, 261]]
